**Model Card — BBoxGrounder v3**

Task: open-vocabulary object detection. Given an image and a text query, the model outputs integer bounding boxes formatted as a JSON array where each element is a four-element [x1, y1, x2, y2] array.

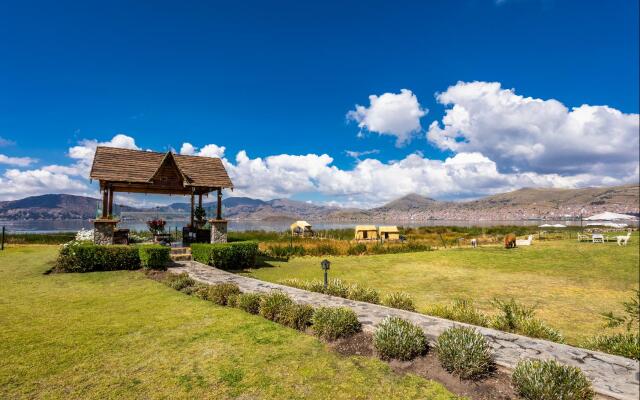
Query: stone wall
[[93, 220, 117, 245], [209, 219, 228, 243], [171, 261, 640, 400]]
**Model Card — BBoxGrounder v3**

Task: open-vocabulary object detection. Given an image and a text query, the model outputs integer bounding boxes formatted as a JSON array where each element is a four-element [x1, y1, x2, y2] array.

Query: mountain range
[[0, 184, 638, 222]]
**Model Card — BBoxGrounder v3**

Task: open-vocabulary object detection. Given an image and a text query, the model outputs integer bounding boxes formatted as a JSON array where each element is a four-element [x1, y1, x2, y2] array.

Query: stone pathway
[[171, 261, 640, 400]]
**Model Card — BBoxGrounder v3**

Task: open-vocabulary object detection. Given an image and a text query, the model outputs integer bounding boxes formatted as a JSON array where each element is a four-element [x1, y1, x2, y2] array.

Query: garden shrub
[[56, 243, 140, 272], [281, 303, 315, 331], [192, 283, 211, 300], [347, 284, 380, 304], [165, 273, 196, 292], [323, 278, 349, 298], [138, 244, 170, 270], [373, 316, 428, 361], [306, 280, 327, 293], [206, 283, 241, 306], [436, 327, 493, 379], [491, 298, 563, 342], [235, 293, 263, 314], [226, 293, 239, 308], [583, 333, 640, 360], [259, 291, 294, 323], [512, 359, 594, 400], [382, 292, 417, 312], [312, 307, 361, 340], [191, 241, 258, 270], [427, 299, 489, 327]]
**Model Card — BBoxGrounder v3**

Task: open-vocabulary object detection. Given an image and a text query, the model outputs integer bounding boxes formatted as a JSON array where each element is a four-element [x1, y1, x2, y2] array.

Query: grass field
[[243, 236, 640, 344], [0, 245, 458, 400]]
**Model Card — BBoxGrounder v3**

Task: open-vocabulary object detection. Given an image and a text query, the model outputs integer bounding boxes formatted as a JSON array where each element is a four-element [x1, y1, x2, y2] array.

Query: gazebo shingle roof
[[90, 146, 233, 188]]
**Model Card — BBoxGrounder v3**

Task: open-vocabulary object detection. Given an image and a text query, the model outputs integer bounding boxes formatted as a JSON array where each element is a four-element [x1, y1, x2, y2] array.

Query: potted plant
[[147, 218, 169, 244], [194, 206, 207, 228]]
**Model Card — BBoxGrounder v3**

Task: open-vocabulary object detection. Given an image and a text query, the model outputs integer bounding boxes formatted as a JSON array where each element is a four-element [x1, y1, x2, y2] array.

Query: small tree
[[194, 206, 207, 228]]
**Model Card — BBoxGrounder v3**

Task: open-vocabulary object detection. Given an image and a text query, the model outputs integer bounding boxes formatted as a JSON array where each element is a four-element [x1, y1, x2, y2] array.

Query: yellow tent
[[290, 221, 312, 237], [378, 226, 400, 241], [355, 225, 378, 240]]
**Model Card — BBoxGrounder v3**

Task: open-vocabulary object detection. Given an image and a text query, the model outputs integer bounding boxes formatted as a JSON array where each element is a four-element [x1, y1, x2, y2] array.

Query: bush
[[259, 291, 294, 323], [191, 241, 258, 270], [427, 299, 489, 327], [583, 333, 640, 360], [165, 273, 196, 292], [512, 359, 594, 400], [206, 283, 241, 306], [226, 293, 239, 308], [56, 243, 140, 272], [306, 280, 326, 293], [323, 278, 349, 298], [312, 307, 361, 340], [436, 327, 493, 379], [491, 298, 563, 342], [235, 293, 263, 314], [382, 292, 416, 312], [347, 284, 380, 304], [281, 303, 315, 331], [138, 245, 170, 270], [373, 316, 428, 361]]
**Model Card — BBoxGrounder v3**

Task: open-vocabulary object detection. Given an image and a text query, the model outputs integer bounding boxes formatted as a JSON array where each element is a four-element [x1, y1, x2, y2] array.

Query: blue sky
[[0, 0, 638, 207]]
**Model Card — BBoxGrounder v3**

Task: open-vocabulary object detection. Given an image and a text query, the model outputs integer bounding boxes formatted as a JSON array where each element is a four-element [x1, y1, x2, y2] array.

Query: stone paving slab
[[172, 261, 640, 400]]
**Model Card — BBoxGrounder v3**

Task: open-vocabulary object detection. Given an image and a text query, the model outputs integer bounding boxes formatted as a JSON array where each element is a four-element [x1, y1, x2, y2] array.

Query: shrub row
[[155, 272, 595, 397], [264, 241, 431, 258], [279, 278, 416, 311], [56, 243, 141, 272], [191, 241, 258, 270], [56, 243, 171, 272], [138, 245, 171, 270]]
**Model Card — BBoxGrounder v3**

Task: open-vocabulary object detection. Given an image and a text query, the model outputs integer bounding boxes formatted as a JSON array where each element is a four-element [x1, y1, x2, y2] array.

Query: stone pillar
[[209, 219, 228, 243], [93, 219, 118, 245]]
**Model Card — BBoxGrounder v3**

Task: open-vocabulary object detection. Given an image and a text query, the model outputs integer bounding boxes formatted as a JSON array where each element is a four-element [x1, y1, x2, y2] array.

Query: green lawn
[[244, 236, 640, 344], [0, 245, 457, 400]]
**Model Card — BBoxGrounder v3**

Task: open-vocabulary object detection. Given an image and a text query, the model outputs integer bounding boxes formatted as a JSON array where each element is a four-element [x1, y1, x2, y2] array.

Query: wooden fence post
[[1, 226, 5, 250]]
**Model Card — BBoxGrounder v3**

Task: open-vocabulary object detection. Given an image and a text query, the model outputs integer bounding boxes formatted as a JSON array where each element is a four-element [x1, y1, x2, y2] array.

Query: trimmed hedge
[[56, 243, 140, 272], [512, 359, 594, 400], [281, 303, 315, 331], [373, 316, 428, 361], [191, 241, 258, 270], [138, 245, 170, 270]]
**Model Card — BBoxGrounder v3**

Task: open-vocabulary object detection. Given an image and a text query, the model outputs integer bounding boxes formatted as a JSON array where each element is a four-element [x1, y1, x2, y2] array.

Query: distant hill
[[0, 194, 137, 220], [0, 184, 637, 221]]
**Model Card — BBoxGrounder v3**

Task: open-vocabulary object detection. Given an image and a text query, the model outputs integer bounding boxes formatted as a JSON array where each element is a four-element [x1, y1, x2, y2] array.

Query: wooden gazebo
[[89, 146, 233, 245]]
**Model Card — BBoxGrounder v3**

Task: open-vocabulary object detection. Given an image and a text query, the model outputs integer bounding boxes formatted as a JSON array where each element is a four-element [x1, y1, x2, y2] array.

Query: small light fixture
[[321, 259, 331, 288]]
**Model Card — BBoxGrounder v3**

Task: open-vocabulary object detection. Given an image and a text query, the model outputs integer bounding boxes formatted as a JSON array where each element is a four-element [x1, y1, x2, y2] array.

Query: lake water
[[0, 218, 584, 233]]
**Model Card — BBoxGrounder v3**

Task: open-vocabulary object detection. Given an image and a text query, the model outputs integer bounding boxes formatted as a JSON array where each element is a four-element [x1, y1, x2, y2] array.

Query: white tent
[[551, 224, 567, 228], [586, 222, 628, 228], [584, 212, 637, 221], [538, 224, 553, 228]]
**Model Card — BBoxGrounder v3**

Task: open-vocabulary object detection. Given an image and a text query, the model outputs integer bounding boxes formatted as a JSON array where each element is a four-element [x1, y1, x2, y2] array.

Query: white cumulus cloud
[[347, 89, 427, 146], [179, 142, 226, 158], [0, 154, 36, 167], [427, 81, 640, 179]]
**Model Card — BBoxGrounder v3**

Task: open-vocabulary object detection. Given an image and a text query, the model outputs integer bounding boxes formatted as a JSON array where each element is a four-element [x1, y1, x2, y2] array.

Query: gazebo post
[[107, 186, 114, 217], [101, 188, 108, 218], [190, 191, 195, 227], [198, 193, 202, 209], [216, 188, 222, 220]]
